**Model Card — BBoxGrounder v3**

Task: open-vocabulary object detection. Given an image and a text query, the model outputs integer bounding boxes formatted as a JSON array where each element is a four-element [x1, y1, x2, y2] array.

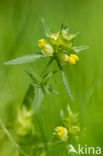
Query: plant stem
[[41, 57, 54, 78], [35, 115, 48, 151], [35, 58, 54, 155], [55, 57, 62, 71]]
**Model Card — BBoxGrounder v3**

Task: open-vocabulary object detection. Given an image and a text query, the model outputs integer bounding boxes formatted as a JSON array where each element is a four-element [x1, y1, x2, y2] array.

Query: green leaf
[[33, 85, 44, 114], [60, 69, 73, 102], [62, 26, 69, 34], [4, 53, 46, 65], [72, 46, 89, 53], [48, 85, 59, 94], [41, 18, 51, 37], [22, 84, 35, 109], [44, 71, 57, 81], [56, 59, 73, 102], [25, 68, 42, 83], [22, 83, 44, 113], [67, 32, 79, 41], [44, 85, 50, 95]]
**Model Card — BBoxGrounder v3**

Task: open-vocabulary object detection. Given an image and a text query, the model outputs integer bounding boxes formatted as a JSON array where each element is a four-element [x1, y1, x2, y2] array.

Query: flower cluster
[[54, 105, 80, 141], [38, 26, 87, 64], [16, 106, 33, 136]]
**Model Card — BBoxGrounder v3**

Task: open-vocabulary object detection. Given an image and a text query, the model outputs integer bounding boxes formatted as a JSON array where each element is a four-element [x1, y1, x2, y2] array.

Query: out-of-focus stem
[[0, 118, 27, 156], [0, 118, 18, 149]]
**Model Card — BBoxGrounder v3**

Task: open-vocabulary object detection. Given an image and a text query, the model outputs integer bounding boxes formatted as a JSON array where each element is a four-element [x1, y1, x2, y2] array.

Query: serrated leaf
[[60, 69, 73, 102], [72, 46, 89, 53], [4, 53, 46, 65], [33, 85, 44, 114], [56, 59, 74, 102], [41, 18, 51, 37], [56, 59, 73, 101]]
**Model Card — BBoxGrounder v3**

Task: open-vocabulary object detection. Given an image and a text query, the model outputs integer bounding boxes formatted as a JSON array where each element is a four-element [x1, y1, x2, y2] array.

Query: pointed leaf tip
[[41, 18, 51, 36]]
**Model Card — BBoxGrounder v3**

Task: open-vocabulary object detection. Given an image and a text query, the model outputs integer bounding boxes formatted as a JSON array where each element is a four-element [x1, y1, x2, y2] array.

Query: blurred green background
[[0, 0, 103, 155]]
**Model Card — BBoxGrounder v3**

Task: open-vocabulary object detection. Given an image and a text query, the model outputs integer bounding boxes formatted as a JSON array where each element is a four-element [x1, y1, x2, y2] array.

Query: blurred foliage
[[0, 0, 103, 155]]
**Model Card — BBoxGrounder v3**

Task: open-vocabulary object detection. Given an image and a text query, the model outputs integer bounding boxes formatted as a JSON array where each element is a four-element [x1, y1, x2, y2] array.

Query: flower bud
[[57, 53, 69, 63], [69, 125, 80, 135], [68, 54, 79, 64], [38, 39, 54, 55]]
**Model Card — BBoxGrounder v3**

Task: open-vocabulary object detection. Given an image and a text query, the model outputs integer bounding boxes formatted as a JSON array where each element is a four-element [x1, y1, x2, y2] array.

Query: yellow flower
[[68, 54, 79, 64], [57, 53, 79, 65], [55, 126, 68, 141], [57, 126, 65, 137], [38, 39, 47, 48], [38, 39, 54, 55]]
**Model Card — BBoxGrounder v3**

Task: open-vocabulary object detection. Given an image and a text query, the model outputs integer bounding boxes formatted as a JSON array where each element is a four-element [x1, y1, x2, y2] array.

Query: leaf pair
[[22, 83, 44, 114], [23, 69, 58, 114]]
